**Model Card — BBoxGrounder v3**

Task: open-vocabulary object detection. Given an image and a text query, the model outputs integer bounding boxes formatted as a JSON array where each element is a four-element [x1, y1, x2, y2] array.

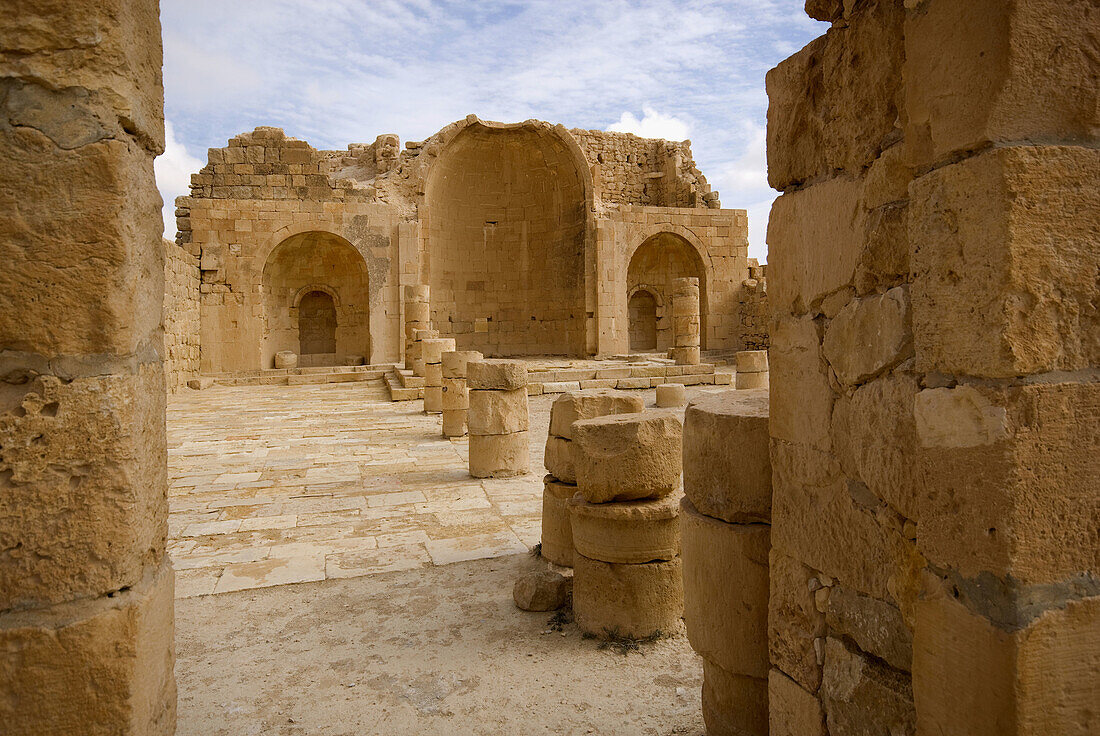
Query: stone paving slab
[[167, 376, 731, 597]]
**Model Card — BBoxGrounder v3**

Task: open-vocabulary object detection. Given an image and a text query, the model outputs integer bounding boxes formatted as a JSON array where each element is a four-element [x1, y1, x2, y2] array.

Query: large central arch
[[261, 231, 370, 367], [422, 122, 589, 356]]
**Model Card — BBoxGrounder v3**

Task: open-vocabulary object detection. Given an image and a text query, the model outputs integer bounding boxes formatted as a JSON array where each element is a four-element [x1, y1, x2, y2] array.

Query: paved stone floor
[[167, 378, 727, 598]]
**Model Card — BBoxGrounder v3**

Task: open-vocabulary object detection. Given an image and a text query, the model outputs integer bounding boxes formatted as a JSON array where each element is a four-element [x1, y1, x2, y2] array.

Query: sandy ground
[[175, 552, 706, 736]]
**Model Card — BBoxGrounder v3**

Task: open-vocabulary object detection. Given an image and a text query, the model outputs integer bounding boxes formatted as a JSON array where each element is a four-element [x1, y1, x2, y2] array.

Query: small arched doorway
[[298, 290, 337, 355], [626, 232, 707, 351], [261, 231, 370, 367], [628, 289, 658, 351]]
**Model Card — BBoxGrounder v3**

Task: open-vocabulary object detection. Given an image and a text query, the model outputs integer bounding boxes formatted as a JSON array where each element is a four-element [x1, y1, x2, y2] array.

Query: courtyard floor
[[166, 378, 728, 597], [168, 379, 727, 734]]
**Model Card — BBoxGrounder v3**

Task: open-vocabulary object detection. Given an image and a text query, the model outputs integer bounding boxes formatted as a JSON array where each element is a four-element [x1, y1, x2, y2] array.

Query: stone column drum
[[734, 350, 768, 390], [569, 411, 685, 639], [541, 389, 645, 567], [681, 389, 771, 736], [0, 0, 177, 731], [420, 338, 455, 414], [403, 284, 430, 372], [467, 360, 530, 478], [409, 327, 439, 377], [670, 276, 701, 365], [440, 350, 482, 437]]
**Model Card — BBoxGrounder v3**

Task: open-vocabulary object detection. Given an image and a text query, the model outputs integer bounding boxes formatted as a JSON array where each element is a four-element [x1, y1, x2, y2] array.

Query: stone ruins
[[167, 116, 765, 385], [2, 0, 1096, 734]]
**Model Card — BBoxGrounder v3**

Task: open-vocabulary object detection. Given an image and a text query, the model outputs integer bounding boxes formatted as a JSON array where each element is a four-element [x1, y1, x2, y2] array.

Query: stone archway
[[422, 122, 588, 357], [261, 232, 370, 367], [626, 232, 707, 350], [628, 288, 659, 351]]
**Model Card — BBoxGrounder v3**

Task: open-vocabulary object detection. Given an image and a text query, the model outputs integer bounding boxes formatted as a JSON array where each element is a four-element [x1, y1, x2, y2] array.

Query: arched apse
[[261, 231, 370, 367], [422, 123, 588, 356], [628, 288, 659, 351], [626, 232, 708, 351]]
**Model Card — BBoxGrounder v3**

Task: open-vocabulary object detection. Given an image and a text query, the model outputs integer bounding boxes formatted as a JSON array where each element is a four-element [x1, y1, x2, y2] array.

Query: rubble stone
[[572, 411, 684, 503], [513, 569, 572, 612]]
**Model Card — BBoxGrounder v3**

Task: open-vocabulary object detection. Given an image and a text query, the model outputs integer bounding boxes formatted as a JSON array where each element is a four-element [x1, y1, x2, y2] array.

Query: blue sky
[[156, 0, 826, 261]]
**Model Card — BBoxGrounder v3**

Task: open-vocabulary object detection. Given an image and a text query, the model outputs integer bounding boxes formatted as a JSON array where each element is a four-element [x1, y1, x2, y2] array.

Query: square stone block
[[0, 368, 167, 609], [915, 380, 1099, 586], [572, 412, 683, 504], [0, 134, 162, 355], [0, 562, 176, 735], [905, 0, 1100, 166], [765, 0, 903, 190], [767, 174, 864, 316], [913, 581, 1100, 736], [910, 145, 1100, 377]]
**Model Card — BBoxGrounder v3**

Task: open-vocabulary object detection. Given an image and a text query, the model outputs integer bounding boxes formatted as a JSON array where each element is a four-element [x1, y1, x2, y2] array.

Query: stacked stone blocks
[[403, 284, 431, 374], [0, 0, 177, 731], [467, 360, 530, 478], [735, 350, 769, 390], [681, 390, 772, 736], [420, 337, 455, 414], [440, 350, 483, 437], [540, 389, 645, 566], [764, 1, 1098, 734], [669, 276, 701, 365], [569, 410, 686, 640]]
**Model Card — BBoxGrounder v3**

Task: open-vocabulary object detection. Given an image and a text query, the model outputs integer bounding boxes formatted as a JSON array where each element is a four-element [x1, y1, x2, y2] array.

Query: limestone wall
[[570, 129, 719, 209], [181, 117, 764, 370], [763, 1, 1098, 734], [164, 238, 200, 392], [0, 0, 176, 732], [596, 206, 749, 355]]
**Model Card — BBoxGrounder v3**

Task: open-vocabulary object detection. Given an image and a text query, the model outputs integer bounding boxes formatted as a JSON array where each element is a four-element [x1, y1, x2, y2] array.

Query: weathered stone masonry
[[164, 238, 201, 392], [178, 117, 761, 373], [764, 1, 1099, 734], [0, 0, 177, 732]]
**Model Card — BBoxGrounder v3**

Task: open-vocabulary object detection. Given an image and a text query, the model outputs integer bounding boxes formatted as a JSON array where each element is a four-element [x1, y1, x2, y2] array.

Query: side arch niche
[[422, 122, 589, 356], [626, 232, 708, 351], [261, 231, 370, 367]]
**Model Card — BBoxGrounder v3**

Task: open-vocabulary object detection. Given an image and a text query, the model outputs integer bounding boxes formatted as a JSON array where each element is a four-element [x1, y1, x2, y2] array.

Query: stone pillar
[[670, 276, 701, 365], [0, 1, 177, 733], [440, 350, 482, 437], [542, 389, 645, 567], [734, 350, 769, 390], [403, 284, 430, 373], [467, 360, 530, 478], [569, 411, 685, 639], [681, 390, 771, 736], [420, 338, 454, 414], [764, 2, 1098, 734]]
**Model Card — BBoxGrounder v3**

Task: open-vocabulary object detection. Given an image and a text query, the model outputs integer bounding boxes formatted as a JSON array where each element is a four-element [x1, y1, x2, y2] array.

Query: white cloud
[[155, 121, 204, 238], [158, 0, 829, 257], [607, 106, 691, 142]]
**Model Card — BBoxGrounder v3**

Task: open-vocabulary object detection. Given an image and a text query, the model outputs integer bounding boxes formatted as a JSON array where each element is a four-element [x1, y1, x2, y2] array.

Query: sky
[[156, 0, 826, 262]]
